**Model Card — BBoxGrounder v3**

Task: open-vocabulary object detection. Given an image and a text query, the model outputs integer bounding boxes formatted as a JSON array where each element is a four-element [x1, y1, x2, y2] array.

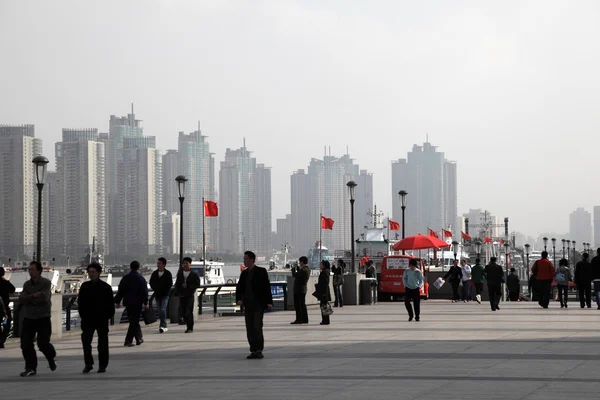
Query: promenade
[[2, 300, 600, 399]]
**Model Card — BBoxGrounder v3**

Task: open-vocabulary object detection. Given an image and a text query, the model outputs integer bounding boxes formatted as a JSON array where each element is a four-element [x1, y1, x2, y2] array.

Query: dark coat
[[316, 268, 331, 302], [235, 266, 273, 309], [444, 266, 463, 282], [484, 263, 504, 285], [575, 260, 593, 285], [114, 271, 148, 307], [174, 270, 201, 298], [292, 266, 310, 294], [78, 279, 115, 322], [591, 255, 600, 280], [150, 269, 173, 298], [507, 274, 520, 293], [0, 279, 16, 310]]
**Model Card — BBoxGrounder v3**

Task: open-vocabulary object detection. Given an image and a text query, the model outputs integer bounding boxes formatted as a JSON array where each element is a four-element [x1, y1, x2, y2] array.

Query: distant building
[[569, 207, 592, 247], [356, 170, 374, 233], [275, 214, 293, 251], [161, 211, 180, 255], [594, 206, 600, 249], [162, 149, 180, 215], [0, 125, 43, 258]]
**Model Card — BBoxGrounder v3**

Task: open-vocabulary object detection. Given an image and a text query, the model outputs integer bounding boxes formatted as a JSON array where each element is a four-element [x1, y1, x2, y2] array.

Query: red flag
[[461, 231, 471, 241], [428, 228, 438, 238], [321, 216, 334, 230], [388, 220, 400, 231], [500, 239, 505, 245], [204, 200, 219, 217], [442, 229, 453, 238], [484, 237, 492, 243]]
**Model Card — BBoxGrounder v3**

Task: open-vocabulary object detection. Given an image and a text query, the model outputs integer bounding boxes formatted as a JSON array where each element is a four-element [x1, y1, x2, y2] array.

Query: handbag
[[142, 297, 157, 325], [320, 302, 334, 316], [333, 275, 344, 286]]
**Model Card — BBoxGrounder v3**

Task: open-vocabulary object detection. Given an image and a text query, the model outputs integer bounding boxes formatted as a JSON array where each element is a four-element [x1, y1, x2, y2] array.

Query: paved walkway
[[2, 300, 600, 399]]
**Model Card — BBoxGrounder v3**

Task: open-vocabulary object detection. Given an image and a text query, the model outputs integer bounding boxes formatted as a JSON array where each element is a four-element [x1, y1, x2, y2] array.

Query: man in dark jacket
[[78, 263, 115, 373], [236, 251, 273, 359], [575, 253, 592, 309], [291, 256, 310, 324], [0, 266, 16, 348], [484, 257, 504, 311], [591, 248, 600, 309], [114, 261, 148, 347], [149, 257, 173, 333], [443, 260, 463, 302], [174, 257, 200, 333], [507, 268, 520, 301]]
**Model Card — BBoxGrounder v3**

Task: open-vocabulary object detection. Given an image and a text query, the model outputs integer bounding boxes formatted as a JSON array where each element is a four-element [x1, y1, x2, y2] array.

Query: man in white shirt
[[460, 259, 472, 302]]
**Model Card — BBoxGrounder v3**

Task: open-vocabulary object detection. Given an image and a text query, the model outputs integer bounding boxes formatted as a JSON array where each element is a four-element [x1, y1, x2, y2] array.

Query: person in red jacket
[[532, 251, 555, 308]]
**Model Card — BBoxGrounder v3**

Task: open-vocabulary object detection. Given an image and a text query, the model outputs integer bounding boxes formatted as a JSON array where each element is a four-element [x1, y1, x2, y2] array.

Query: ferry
[[190, 260, 226, 286], [307, 242, 335, 269]]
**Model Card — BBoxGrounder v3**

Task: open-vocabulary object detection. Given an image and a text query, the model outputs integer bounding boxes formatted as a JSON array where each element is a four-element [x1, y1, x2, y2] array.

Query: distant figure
[[443, 260, 463, 302], [506, 268, 520, 301], [470, 258, 485, 304], [150, 257, 173, 333], [291, 256, 310, 324], [19, 261, 57, 377], [532, 251, 554, 309], [460, 259, 472, 302], [332, 259, 345, 307], [555, 258, 572, 309], [236, 251, 273, 359], [174, 257, 200, 333], [316, 260, 332, 325], [575, 253, 592, 309], [484, 257, 504, 311], [592, 248, 600, 309], [78, 263, 115, 373], [0, 266, 16, 348], [114, 261, 148, 347], [402, 258, 424, 321], [365, 261, 376, 278]]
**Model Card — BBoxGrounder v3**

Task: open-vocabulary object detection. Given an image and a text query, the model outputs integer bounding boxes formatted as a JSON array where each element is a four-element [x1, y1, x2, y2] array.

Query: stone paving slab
[[2, 300, 600, 399]]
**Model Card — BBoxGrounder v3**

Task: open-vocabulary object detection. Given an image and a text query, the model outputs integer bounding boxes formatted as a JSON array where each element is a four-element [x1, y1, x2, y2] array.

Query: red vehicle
[[378, 255, 430, 301]]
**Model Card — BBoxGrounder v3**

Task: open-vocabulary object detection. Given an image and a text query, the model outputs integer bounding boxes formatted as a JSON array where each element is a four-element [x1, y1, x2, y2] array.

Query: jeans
[[557, 285, 569, 306], [125, 305, 142, 344], [334, 285, 344, 307], [21, 317, 56, 370], [294, 292, 308, 323], [404, 288, 421, 318], [461, 281, 471, 301], [244, 306, 265, 352], [81, 319, 109, 368], [179, 296, 195, 331], [155, 296, 169, 328], [487, 284, 501, 310]]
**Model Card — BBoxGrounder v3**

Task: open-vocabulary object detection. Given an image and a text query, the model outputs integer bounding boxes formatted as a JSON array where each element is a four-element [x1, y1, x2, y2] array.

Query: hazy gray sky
[[2, 0, 599, 237]]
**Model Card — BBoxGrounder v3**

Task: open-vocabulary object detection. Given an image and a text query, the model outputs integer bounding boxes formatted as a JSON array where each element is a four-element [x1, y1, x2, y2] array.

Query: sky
[[1, 0, 599, 238]]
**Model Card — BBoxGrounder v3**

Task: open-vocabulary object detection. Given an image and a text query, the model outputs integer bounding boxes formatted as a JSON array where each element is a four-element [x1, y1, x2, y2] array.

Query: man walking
[[471, 258, 485, 304], [460, 259, 472, 302], [443, 260, 463, 302], [19, 261, 57, 377], [532, 251, 554, 309], [114, 261, 148, 347], [575, 253, 592, 309], [591, 248, 600, 309], [506, 268, 520, 301], [291, 256, 310, 324], [0, 266, 16, 348], [402, 259, 424, 321], [78, 263, 114, 373], [150, 257, 173, 333], [484, 257, 504, 311], [236, 251, 273, 359], [174, 257, 200, 333]]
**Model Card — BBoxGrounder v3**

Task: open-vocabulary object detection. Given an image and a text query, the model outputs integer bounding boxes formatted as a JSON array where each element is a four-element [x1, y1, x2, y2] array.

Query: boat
[[106, 265, 129, 277], [190, 260, 226, 286], [307, 241, 335, 269]]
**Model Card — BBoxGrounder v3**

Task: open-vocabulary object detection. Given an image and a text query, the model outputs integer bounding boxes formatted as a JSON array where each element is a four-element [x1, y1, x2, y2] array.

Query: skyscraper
[[594, 206, 600, 249], [0, 125, 43, 259], [55, 129, 107, 256], [392, 141, 457, 236], [569, 207, 592, 246], [356, 170, 374, 232], [162, 149, 179, 215], [178, 129, 215, 254]]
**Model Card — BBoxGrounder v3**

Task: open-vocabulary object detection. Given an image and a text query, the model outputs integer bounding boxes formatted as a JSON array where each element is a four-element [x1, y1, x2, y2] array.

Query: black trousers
[[473, 283, 484, 296], [0, 308, 12, 345], [578, 283, 592, 308], [404, 288, 421, 318], [179, 296, 195, 330], [334, 285, 344, 307], [537, 280, 552, 308], [125, 305, 142, 344], [81, 319, 109, 367], [244, 306, 265, 352], [509, 291, 519, 301], [557, 285, 569, 306], [488, 284, 502, 310], [21, 317, 56, 370], [294, 292, 308, 323], [450, 281, 461, 300]]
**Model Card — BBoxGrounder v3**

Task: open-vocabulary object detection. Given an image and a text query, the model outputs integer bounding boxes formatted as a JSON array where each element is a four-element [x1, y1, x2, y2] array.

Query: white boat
[[190, 260, 225, 286]]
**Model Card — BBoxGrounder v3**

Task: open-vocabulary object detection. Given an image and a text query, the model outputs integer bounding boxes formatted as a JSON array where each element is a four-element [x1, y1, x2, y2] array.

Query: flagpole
[[319, 213, 323, 266], [202, 196, 206, 284]]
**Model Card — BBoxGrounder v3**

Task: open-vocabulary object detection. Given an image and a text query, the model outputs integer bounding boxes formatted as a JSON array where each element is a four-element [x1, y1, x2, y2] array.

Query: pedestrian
[[555, 258, 572, 309], [316, 260, 332, 325], [484, 257, 504, 311], [575, 252, 592, 309], [532, 251, 554, 309], [114, 261, 149, 347], [236, 251, 273, 359], [403, 258, 424, 321], [506, 268, 520, 301], [332, 259, 345, 308], [149, 257, 173, 333], [591, 248, 600, 309], [290, 256, 310, 324], [443, 259, 463, 302], [0, 266, 16, 348], [19, 261, 57, 377], [174, 257, 200, 333], [460, 259, 472, 302], [78, 262, 115, 373], [470, 258, 485, 304], [365, 260, 376, 278]]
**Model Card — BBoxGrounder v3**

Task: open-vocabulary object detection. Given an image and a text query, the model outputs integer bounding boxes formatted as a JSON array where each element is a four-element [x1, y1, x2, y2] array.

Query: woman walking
[[332, 259, 345, 308], [317, 261, 332, 325], [556, 258, 572, 308]]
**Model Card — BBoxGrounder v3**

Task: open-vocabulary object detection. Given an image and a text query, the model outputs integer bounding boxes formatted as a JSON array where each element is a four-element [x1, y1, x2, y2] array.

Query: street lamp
[[551, 238, 556, 266], [504, 242, 511, 300], [347, 180, 357, 272], [543, 237, 548, 251], [567, 240, 571, 261], [175, 175, 187, 271], [562, 239, 566, 258], [32, 156, 49, 262], [524, 243, 531, 283], [398, 190, 407, 255], [572, 240, 576, 264], [474, 239, 482, 259], [452, 240, 459, 260]]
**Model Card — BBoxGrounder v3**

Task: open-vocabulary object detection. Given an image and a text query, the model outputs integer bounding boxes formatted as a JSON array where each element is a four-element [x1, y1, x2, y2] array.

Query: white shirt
[[158, 271, 164, 278], [461, 265, 472, 281], [183, 270, 191, 279]]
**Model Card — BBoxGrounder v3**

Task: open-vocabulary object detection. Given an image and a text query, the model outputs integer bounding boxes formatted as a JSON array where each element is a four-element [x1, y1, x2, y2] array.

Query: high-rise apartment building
[[161, 211, 180, 255], [569, 207, 592, 246], [46, 171, 64, 256], [356, 170, 374, 232], [392, 141, 456, 236], [275, 214, 293, 251], [162, 149, 179, 215], [594, 206, 600, 249], [55, 129, 107, 256], [178, 129, 216, 254], [0, 125, 43, 258]]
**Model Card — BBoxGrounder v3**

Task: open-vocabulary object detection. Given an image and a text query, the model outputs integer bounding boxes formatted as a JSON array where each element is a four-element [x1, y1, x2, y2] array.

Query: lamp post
[[551, 238, 556, 267], [524, 244, 530, 280], [175, 175, 187, 271], [572, 240, 576, 264], [562, 239, 566, 258], [504, 242, 511, 300], [452, 240, 459, 260], [398, 190, 408, 255], [567, 240, 571, 262], [33, 156, 49, 263], [474, 239, 482, 259], [543, 237, 548, 252], [347, 181, 357, 273]]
